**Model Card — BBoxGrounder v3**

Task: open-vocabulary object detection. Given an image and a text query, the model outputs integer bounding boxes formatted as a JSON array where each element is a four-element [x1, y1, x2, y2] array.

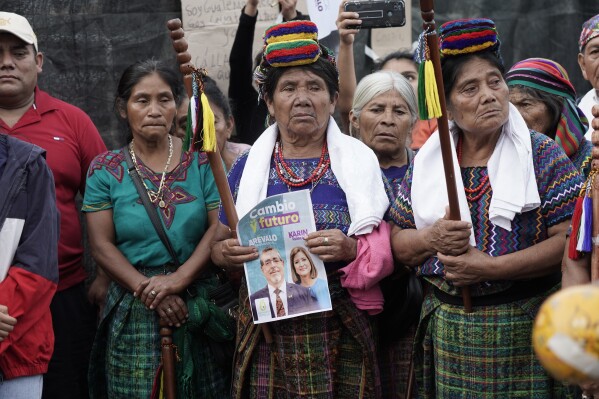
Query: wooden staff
[[159, 319, 177, 399], [405, 355, 415, 399], [591, 105, 599, 281], [419, 0, 472, 312], [166, 19, 274, 343]]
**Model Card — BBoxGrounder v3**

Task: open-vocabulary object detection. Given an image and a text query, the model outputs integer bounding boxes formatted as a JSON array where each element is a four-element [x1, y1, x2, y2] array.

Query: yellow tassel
[[424, 60, 442, 119], [158, 371, 164, 399], [200, 92, 217, 152]]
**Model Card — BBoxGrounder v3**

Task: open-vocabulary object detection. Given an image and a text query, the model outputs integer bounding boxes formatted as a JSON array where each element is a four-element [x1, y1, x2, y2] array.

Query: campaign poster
[[237, 190, 332, 324]]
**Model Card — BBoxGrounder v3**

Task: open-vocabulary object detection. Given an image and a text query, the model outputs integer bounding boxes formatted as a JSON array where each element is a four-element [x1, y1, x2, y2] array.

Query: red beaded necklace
[[457, 134, 491, 202], [273, 138, 330, 188]]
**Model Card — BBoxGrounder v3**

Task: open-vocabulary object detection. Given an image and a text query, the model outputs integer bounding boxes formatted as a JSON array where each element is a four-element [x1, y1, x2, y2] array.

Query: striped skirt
[[414, 287, 578, 399], [232, 278, 381, 399], [89, 268, 230, 399]]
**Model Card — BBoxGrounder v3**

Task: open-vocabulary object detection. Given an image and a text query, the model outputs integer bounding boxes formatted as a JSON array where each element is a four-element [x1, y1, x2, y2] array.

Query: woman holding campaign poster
[[211, 20, 391, 398]]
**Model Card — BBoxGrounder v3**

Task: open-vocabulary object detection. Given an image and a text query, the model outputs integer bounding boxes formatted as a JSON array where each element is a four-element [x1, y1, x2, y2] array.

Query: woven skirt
[[378, 323, 418, 399], [414, 288, 578, 399], [232, 278, 381, 399]]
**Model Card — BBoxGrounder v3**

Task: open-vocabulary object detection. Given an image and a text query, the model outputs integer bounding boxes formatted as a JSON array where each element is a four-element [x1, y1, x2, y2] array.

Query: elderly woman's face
[[266, 68, 337, 139], [352, 90, 412, 159], [123, 73, 177, 142], [509, 88, 553, 135], [447, 58, 509, 137]]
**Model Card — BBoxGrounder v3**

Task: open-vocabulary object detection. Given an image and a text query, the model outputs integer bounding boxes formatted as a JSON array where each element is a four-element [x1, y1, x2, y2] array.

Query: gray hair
[[350, 71, 418, 138]]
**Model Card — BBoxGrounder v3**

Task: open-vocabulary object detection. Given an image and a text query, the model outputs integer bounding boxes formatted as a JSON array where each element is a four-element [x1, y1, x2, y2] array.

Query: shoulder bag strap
[[123, 146, 181, 266]]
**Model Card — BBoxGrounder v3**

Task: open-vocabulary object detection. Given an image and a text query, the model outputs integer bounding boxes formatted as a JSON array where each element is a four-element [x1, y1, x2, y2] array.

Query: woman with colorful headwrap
[[389, 18, 583, 398], [211, 20, 390, 398], [506, 57, 592, 179]]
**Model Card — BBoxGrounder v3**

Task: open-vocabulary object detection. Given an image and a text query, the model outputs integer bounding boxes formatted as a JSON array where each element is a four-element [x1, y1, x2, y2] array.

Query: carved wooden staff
[[165, 18, 274, 343], [591, 105, 599, 281], [420, 0, 472, 312], [159, 319, 177, 399]]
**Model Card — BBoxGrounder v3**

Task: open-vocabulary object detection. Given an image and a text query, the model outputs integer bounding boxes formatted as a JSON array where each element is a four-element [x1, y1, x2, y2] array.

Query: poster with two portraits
[[238, 190, 332, 324]]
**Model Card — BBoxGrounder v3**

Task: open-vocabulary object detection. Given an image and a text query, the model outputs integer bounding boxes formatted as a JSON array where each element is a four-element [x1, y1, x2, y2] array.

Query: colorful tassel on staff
[[183, 68, 217, 153], [569, 171, 596, 259], [568, 195, 584, 259], [150, 364, 164, 399], [580, 193, 593, 252], [415, 30, 442, 120], [199, 92, 216, 152], [423, 60, 442, 119]]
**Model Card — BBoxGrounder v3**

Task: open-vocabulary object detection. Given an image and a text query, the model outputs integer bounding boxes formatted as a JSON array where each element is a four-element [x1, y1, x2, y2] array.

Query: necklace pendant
[[159, 199, 166, 208]]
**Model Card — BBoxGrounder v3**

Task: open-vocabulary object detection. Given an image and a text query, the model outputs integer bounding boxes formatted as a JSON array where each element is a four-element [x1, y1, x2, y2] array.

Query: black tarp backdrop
[[2, 0, 597, 151]]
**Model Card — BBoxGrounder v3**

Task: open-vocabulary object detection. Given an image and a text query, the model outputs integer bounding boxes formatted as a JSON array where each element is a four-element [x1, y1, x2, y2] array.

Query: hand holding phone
[[337, 1, 363, 45]]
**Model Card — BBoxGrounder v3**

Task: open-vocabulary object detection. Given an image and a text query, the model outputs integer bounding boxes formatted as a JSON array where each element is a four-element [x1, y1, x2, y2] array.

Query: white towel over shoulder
[[236, 116, 389, 236], [411, 103, 540, 246]]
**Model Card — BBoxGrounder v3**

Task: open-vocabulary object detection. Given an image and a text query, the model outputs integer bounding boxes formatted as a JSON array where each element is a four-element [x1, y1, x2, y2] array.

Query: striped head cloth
[[438, 18, 502, 65], [506, 58, 588, 157], [254, 20, 337, 100], [579, 14, 599, 52]]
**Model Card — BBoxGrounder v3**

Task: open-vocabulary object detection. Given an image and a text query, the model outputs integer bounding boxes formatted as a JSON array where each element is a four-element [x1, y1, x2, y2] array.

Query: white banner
[[305, 0, 342, 39]]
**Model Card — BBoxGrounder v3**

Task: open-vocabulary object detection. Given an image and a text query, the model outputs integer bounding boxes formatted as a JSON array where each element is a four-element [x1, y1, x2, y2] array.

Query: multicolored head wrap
[[505, 58, 588, 158], [579, 14, 599, 52], [254, 20, 338, 101], [438, 18, 502, 64]]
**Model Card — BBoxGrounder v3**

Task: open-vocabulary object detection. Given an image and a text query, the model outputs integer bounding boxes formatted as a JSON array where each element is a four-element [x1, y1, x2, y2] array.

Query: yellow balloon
[[533, 285, 599, 384]]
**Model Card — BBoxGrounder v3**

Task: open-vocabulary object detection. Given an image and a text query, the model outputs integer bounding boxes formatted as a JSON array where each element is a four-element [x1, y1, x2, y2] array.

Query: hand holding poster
[[237, 190, 332, 324]]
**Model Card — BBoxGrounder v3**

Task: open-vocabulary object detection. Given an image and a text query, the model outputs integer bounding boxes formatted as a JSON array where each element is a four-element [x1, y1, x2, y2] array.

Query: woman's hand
[[0, 305, 16, 342], [155, 294, 188, 327], [213, 238, 259, 271], [426, 207, 472, 256], [437, 246, 494, 286], [336, 2, 361, 46], [134, 273, 187, 309], [305, 229, 357, 263]]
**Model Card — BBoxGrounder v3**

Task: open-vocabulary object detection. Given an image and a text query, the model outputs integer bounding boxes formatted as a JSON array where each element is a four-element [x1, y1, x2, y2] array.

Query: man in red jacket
[[0, 12, 107, 398], [0, 134, 59, 397]]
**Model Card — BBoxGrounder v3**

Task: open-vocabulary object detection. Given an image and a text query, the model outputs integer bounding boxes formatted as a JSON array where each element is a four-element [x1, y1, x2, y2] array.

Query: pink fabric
[[339, 221, 394, 315]]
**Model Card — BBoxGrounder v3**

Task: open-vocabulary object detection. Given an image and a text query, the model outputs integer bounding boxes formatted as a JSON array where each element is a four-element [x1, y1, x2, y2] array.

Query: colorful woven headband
[[579, 14, 599, 52], [264, 39, 321, 68], [262, 21, 322, 68], [265, 20, 318, 45], [506, 57, 587, 158], [254, 20, 338, 103], [439, 18, 500, 58]]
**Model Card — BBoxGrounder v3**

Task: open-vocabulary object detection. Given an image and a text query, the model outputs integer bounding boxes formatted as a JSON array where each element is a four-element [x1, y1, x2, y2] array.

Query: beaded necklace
[[273, 138, 330, 191], [457, 134, 491, 202], [129, 135, 173, 208]]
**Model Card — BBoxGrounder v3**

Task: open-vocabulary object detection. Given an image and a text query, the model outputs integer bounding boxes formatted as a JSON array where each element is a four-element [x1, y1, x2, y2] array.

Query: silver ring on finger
[[323, 237, 329, 246], [150, 290, 157, 297], [166, 307, 173, 314]]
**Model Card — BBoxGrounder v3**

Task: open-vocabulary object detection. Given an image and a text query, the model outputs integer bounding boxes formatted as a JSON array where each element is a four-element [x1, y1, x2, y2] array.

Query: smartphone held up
[[344, 0, 406, 30]]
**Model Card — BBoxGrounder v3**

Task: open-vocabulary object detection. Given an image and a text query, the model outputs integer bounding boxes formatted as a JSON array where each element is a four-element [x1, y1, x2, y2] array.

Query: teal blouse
[[83, 149, 220, 267]]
